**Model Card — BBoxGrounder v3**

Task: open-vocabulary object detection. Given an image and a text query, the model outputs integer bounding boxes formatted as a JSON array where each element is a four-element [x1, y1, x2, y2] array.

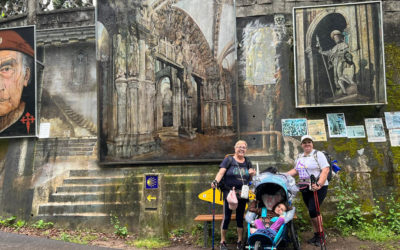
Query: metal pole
[[212, 187, 215, 250]]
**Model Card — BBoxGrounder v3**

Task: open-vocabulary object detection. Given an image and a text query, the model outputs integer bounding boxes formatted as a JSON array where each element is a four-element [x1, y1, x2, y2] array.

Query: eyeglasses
[[302, 141, 312, 144], [236, 146, 247, 149]]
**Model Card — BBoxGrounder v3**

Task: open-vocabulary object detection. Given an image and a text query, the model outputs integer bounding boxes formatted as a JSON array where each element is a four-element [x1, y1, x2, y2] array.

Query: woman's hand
[[249, 168, 256, 176], [311, 182, 322, 191], [212, 168, 227, 188]]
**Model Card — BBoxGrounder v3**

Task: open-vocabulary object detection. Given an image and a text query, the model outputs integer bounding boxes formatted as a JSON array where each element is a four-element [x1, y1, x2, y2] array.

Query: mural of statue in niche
[[294, 1, 386, 107], [71, 50, 88, 90], [161, 78, 173, 127], [97, 0, 237, 163]]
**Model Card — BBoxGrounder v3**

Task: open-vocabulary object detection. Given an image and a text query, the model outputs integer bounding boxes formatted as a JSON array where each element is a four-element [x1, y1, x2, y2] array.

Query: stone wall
[[0, 0, 399, 237]]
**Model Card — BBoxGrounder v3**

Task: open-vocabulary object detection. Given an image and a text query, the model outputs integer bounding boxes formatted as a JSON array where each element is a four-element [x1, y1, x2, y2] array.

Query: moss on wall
[[331, 138, 367, 158], [385, 43, 400, 110], [386, 43, 400, 176]]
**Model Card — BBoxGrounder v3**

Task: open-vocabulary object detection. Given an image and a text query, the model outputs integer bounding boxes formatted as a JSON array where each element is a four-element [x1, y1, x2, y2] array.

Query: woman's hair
[[272, 202, 288, 213], [234, 140, 247, 148], [261, 166, 278, 174]]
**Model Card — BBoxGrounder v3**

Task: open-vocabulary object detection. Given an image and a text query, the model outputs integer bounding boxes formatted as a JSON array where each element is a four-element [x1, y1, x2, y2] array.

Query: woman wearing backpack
[[211, 140, 256, 250], [286, 135, 330, 247]]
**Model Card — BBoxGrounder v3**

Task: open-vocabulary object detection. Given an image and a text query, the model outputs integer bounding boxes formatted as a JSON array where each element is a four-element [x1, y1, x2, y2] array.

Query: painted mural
[[39, 42, 97, 138], [294, 1, 386, 107], [97, 0, 237, 163], [0, 26, 37, 138], [237, 14, 298, 162]]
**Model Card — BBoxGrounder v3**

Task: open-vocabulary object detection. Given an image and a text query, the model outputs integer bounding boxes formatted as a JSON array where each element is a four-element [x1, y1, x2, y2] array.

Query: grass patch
[[57, 231, 99, 245], [128, 237, 170, 248], [354, 224, 400, 242]]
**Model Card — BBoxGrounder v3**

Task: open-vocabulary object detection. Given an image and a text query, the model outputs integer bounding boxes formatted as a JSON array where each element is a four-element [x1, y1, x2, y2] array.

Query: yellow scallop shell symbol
[[147, 177, 157, 187]]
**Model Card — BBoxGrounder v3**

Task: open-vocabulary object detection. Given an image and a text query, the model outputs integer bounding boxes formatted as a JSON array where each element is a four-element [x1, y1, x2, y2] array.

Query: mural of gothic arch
[[294, 1, 386, 108], [97, 0, 237, 163]]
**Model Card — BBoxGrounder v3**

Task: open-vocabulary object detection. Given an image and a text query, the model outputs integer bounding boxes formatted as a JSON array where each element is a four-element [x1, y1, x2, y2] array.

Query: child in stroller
[[250, 202, 290, 237], [245, 172, 300, 250]]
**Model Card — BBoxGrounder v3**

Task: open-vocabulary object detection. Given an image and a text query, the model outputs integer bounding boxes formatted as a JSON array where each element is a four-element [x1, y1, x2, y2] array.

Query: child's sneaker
[[220, 241, 228, 250], [236, 241, 242, 250]]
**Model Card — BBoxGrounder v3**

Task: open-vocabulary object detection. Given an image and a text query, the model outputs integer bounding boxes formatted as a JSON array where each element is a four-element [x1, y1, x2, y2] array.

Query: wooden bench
[[194, 214, 236, 247]]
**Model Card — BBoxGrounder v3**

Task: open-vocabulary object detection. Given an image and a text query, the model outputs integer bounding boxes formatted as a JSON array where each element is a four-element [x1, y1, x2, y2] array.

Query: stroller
[[245, 172, 301, 250]]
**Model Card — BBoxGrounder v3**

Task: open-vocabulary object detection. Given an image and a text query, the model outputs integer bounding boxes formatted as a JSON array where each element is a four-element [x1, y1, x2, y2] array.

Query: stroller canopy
[[252, 172, 298, 209]]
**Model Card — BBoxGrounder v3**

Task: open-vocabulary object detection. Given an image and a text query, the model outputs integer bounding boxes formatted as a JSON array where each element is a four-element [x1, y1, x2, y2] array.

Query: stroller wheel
[[254, 241, 262, 250], [288, 221, 301, 250]]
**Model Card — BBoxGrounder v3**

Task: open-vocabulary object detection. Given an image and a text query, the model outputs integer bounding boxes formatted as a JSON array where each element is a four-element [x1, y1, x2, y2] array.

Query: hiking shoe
[[307, 233, 319, 244], [220, 241, 228, 250], [313, 234, 327, 247], [236, 241, 242, 250]]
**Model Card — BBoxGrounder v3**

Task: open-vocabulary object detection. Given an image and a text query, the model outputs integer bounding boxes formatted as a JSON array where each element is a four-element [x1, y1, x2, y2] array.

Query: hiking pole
[[212, 186, 216, 250], [311, 175, 327, 250]]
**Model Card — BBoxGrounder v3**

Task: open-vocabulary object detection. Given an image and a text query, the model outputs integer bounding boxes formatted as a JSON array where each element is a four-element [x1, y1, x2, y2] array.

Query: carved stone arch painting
[[294, 1, 386, 108], [97, 0, 237, 163]]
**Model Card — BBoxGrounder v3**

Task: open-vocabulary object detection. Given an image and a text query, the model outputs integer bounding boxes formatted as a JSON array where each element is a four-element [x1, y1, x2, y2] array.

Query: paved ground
[[0, 231, 115, 250]]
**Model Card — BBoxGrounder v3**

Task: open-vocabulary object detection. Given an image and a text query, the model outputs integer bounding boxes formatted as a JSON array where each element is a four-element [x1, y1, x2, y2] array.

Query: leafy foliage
[[386, 194, 400, 234], [333, 176, 400, 242], [0, 216, 16, 227], [334, 177, 365, 234], [14, 220, 26, 229], [110, 214, 129, 238], [129, 237, 169, 248], [32, 219, 54, 229]]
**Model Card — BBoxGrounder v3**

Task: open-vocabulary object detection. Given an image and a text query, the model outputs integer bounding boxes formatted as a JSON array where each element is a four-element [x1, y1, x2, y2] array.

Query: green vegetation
[[32, 219, 54, 229], [333, 176, 400, 242], [58, 231, 98, 244], [169, 228, 186, 238], [292, 196, 310, 232], [190, 223, 204, 246], [14, 220, 26, 230], [110, 214, 129, 238], [0, 216, 16, 227], [127, 237, 170, 248], [0, 217, 53, 230]]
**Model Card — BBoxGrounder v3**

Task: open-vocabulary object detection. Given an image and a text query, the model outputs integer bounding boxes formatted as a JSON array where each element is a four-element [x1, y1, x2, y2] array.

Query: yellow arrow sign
[[198, 188, 256, 206], [147, 195, 156, 201], [198, 188, 223, 205]]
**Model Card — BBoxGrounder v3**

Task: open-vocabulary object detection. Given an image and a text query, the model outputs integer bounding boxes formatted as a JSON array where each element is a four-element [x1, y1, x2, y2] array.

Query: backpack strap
[[244, 156, 252, 169], [226, 155, 234, 171], [312, 150, 321, 170], [225, 155, 252, 170]]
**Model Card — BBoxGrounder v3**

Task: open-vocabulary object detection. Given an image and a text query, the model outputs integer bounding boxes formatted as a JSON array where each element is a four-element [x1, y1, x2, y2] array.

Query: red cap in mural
[[0, 29, 34, 57]]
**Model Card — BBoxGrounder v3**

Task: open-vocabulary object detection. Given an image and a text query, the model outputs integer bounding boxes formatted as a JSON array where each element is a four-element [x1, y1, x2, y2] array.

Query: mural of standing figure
[[318, 30, 350, 96]]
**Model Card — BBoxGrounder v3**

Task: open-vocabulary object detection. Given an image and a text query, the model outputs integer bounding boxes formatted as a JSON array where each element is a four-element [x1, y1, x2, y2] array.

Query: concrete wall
[[0, 0, 399, 237]]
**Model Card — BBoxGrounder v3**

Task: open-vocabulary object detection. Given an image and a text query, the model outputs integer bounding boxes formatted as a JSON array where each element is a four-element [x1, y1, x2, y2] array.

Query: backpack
[[313, 150, 340, 182], [218, 155, 251, 190]]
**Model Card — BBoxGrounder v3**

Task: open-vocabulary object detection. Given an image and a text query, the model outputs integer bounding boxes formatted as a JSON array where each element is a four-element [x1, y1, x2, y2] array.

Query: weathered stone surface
[[237, 0, 257, 7], [0, 0, 399, 238], [383, 0, 400, 12], [257, 0, 273, 4]]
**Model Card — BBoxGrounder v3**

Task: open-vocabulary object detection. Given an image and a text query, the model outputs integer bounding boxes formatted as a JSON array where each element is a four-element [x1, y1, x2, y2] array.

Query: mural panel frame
[[97, 0, 238, 164], [0, 25, 37, 138], [293, 1, 386, 108]]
